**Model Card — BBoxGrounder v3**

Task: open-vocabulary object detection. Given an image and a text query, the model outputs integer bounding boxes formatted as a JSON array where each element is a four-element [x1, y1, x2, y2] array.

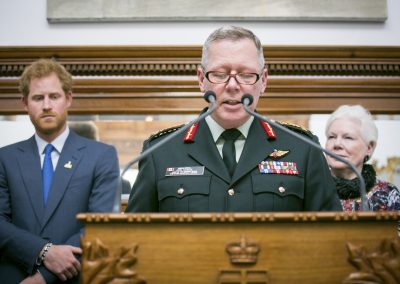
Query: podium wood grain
[[78, 212, 400, 284]]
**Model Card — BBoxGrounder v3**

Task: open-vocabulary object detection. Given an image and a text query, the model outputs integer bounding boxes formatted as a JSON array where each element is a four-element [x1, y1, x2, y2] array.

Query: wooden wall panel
[[1, 77, 399, 115], [1, 45, 399, 115]]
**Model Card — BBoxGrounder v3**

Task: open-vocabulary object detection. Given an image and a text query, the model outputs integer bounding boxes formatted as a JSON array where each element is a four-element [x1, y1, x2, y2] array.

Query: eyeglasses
[[205, 71, 261, 85]]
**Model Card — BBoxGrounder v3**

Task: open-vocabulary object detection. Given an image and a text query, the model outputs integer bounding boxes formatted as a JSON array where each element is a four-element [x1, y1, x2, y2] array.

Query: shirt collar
[[35, 126, 70, 154], [205, 115, 254, 142]]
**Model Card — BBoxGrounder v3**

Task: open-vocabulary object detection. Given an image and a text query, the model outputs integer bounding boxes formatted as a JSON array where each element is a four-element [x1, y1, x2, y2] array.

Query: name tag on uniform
[[165, 166, 205, 176], [259, 161, 298, 175]]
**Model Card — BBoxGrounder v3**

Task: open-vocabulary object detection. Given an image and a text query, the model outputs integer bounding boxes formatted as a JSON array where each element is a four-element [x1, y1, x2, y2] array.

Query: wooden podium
[[78, 212, 400, 284]]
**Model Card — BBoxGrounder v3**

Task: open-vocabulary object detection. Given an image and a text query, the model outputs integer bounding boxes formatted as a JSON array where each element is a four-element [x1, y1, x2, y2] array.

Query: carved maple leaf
[[344, 238, 400, 284]]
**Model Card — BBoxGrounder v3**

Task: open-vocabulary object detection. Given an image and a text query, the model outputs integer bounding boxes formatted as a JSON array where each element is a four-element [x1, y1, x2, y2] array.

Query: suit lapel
[[17, 136, 45, 225], [42, 132, 85, 229], [186, 121, 231, 183], [232, 118, 276, 184]]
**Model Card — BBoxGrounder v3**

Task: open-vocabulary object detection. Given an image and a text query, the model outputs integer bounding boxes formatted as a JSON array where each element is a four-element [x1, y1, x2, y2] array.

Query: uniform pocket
[[158, 176, 211, 212], [252, 173, 305, 211]]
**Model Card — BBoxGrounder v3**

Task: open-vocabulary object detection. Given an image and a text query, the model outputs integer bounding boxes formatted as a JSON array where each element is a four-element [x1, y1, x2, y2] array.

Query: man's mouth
[[223, 100, 241, 106], [40, 114, 55, 119]]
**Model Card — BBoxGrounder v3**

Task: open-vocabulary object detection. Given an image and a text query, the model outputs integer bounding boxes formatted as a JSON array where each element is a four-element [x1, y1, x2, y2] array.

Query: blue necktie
[[42, 144, 54, 205]]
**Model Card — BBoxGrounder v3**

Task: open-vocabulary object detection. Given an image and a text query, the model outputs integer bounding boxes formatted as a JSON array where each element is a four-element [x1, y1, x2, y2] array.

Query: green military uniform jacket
[[125, 116, 342, 212]]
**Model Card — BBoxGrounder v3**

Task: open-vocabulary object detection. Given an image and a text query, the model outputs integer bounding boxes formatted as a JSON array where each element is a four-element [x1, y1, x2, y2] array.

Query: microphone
[[241, 94, 370, 211], [112, 91, 217, 212]]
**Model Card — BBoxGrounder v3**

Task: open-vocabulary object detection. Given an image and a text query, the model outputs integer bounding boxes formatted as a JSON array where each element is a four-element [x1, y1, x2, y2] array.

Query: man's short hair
[[19, 58, 73, 97], [201, 26, 265, 70]]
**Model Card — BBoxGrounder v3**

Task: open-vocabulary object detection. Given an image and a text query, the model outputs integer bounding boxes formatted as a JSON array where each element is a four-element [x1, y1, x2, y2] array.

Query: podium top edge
[[77, 212, 400, 223]]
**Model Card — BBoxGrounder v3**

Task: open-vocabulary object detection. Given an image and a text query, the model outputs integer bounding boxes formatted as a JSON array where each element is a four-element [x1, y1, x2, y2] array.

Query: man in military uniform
[[125, 26, 342, 212]]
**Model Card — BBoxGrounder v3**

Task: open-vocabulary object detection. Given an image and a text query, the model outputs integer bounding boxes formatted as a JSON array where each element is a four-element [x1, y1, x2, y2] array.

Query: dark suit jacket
[[125, 117, 342, 212], [0, 131, 119, 283]]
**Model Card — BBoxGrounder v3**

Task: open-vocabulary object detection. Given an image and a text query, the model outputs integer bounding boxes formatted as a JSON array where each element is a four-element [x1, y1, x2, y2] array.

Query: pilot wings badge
[[268, 149, 289, 159]]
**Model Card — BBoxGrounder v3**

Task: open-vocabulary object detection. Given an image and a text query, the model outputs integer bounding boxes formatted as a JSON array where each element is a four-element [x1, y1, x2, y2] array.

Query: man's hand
[[20, 272, 46, 284], [43, 244, 82, 281]]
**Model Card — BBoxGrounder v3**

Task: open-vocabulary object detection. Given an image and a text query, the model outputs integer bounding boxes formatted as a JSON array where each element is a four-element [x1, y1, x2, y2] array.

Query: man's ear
[[66, 91, 73, 108], [261, 67, 268, 94], [21, 96, 28, 111], [197, 66, 206, 93]]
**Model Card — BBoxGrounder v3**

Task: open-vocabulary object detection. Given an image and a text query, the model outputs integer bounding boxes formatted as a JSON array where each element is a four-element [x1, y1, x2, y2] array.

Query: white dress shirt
[[205, 115, 253, 163], [35, 127, 70, 170]]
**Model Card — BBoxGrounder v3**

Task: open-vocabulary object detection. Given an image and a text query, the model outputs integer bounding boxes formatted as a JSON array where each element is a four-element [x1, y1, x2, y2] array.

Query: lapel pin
[[268, 149, 289, 159], [64, 161, 72, 169]]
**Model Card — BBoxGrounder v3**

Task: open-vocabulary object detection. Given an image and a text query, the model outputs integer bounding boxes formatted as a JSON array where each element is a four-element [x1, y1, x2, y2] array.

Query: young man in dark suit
[[125, 26, 341, 213], [0, 59, 120, 283]]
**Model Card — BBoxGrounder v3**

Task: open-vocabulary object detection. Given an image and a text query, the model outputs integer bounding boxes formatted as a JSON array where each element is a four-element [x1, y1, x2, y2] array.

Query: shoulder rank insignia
[[149, 124, 184, 142], [278, 121, 314, 138], [268, 149, 289, 159], [184, 122, 199, 143], [260, 121, 276, 140]]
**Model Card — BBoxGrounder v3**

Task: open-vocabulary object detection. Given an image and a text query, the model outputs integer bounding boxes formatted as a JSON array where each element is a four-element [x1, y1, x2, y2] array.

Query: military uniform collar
[[205, 115, 254, 143]]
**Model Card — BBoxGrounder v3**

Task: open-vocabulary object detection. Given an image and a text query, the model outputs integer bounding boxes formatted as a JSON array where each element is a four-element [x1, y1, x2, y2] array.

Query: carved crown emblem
[[225, 235, 260, 265]]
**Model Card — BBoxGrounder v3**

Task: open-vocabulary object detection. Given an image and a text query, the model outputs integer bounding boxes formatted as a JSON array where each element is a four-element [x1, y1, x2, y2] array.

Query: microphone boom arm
[[121, 97, 216, 177], [242, 97, 369, 211], [113, 92, 217, 213]]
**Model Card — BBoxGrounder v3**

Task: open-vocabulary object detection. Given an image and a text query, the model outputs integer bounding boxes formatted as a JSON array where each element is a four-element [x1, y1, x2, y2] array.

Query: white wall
[[0, 118, 34, 148], [1, 0, 399, 46]]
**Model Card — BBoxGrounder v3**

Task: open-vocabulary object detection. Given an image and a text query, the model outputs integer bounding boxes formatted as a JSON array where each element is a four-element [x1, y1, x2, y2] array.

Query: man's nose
[[42, 96, 52, 109], [226, 74, 240, 88]]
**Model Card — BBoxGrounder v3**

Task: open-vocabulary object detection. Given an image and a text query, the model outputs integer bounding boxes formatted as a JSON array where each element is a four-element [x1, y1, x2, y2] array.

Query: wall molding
[[1, 45, 399, 115], [1, 46, 399, 77]]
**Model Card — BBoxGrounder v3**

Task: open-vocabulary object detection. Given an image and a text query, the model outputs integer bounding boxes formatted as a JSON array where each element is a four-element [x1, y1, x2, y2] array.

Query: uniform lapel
[[17, 136, 45, 225], [186, 121, 231, 183], [232, 118, 276, 184], [41, 132, 85, 229]]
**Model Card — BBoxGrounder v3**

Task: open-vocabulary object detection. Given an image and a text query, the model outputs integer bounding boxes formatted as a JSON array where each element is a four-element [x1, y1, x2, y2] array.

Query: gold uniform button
[[278, 186, 285, 193], [228, 188, 235, 196], [177, 188, 185, 195]]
